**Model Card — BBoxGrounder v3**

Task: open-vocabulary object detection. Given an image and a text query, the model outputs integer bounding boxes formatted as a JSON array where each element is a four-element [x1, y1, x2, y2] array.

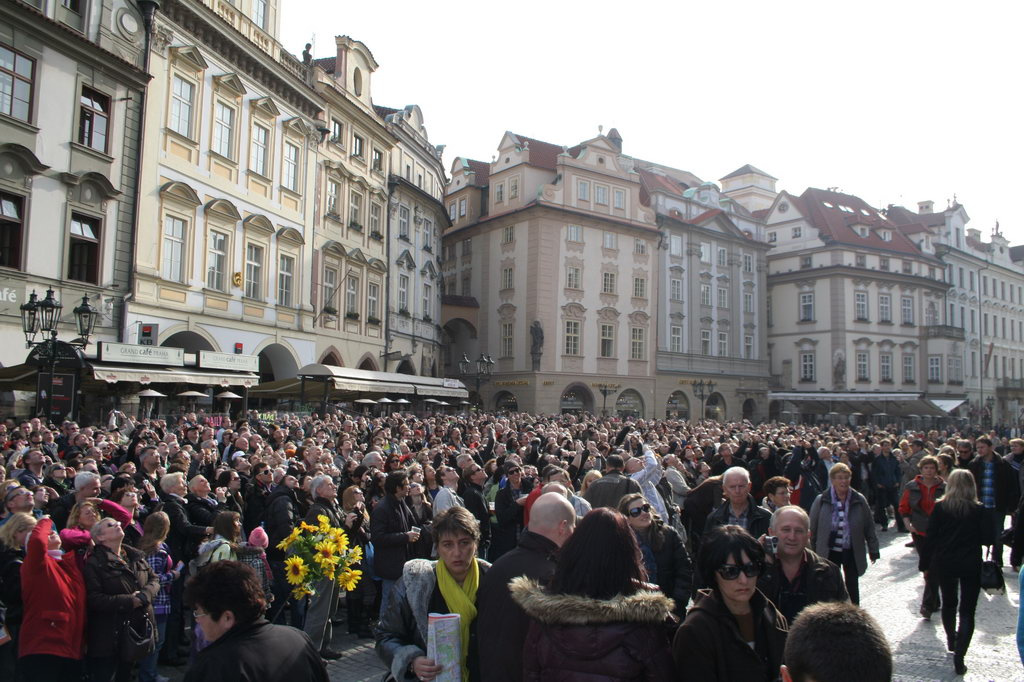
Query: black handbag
[[980, 548, 1006, 596], [119, 611, 156, 661]]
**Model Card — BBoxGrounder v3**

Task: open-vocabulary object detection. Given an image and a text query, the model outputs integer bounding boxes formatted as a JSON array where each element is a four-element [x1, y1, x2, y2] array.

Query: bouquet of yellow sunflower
[[278, 514, 363, 599]]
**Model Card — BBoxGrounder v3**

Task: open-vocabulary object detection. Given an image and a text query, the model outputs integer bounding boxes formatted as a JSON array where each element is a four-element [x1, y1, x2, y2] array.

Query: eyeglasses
[[193, 610, 209, 619], [508, 469, 522, 475], [716, 561, 764, 581], [626, 504, 651, 517]]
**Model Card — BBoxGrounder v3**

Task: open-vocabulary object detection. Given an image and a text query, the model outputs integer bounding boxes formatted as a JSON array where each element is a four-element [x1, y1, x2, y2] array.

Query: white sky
[[282, 0, 1024, 242]]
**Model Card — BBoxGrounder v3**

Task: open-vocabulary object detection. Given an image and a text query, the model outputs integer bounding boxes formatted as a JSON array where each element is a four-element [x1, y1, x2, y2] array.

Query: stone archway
[[615, 389, 645, 418], [257, 342, 299, 382], [666, 391, 690, 420], [493, 391, 519, 412], [705, 392, 726, 420], [161, 330, 216, 353], [395, 359, 416, 375], [559, 383, 594, 414], [742, 398, 757, 421]]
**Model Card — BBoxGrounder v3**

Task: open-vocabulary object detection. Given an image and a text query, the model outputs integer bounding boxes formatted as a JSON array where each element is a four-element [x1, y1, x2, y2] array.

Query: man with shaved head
[[477, 492, 576, 682]]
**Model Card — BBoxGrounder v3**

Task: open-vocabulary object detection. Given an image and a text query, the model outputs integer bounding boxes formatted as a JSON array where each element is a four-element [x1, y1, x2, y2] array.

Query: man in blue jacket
[[871, 445, 905, 532]]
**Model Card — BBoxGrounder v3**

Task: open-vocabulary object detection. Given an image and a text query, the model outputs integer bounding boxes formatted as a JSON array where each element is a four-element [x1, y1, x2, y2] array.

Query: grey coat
[[809, 488, 879, 577]]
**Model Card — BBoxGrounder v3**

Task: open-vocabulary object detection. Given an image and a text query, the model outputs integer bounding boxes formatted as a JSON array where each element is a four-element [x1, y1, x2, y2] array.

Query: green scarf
[[435, 558, 479, 680]]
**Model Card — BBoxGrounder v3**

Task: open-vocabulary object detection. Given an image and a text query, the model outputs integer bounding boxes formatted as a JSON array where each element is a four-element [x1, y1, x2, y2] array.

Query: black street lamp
[[458, 352, 494, 407], [595, 383, 619, 416], [693, 379, 716, 421], [21, 289, 100, 422], [985, 395, 995, 428]]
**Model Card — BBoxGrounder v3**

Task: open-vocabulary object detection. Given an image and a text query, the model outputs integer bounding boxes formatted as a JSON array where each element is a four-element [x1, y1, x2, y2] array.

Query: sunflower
[[299, 521, 318, 533], [277, 527, 302, 552], [313, 540, 339, 566], [348, 544, 363, 563], [291, 586, 312, 600], [317, 514, 332, 532], [284, 556, 309, 586], [338, 568, 363, 591], [329, 529, 350, 552]]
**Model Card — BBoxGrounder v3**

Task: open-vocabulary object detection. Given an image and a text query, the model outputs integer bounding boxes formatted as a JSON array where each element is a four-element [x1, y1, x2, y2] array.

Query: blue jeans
[[379, 578, 398, 621], [138, 615, 167, 682]]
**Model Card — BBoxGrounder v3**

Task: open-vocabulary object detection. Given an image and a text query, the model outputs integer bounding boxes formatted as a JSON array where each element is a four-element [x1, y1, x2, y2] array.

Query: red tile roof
[[794, 188, 928, 258], [508, 133, 580, 170], [374, 105, 400, 119], [637, 168, 686, 197], [885, 204, 947, 229], [752, 208, 770, 220], [313, 56, 337, 73], [691, 208, 724, 225], [721, 163, 777, 181], [465, 159, 490, 187]]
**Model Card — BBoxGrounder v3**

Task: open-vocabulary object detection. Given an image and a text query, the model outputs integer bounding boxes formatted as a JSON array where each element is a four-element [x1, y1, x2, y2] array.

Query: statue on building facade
[[833, 349, 846, 388], [530, 320, 544, 371]]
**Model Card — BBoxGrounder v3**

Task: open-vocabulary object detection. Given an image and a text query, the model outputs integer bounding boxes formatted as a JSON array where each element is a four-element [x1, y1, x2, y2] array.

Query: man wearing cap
[[582, 454, 641, 510]]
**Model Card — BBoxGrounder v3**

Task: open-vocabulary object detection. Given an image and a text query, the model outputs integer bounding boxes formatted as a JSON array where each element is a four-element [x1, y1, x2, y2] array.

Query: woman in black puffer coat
[[618, 493, 693, 619]]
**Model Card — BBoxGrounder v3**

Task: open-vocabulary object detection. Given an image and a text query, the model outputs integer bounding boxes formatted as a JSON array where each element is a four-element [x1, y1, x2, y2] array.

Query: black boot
[[355, 600, 374, 638], [953, 655, 967, 675], [347, 597, 360, 635]]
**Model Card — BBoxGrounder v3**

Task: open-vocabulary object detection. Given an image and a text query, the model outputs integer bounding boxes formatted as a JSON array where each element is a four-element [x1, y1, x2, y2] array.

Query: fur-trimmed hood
[[509, 576, 674, 625]]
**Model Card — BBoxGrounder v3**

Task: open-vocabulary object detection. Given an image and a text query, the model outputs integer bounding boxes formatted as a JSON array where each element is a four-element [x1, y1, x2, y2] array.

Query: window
[[613, 189, 625, 209], [398, 274, 409, 311], [800, 256, 812, 269], [670, 326, 682, 353], [948, 356, 963, 383], [633, 277, 646, 299], [880, 353, 893, 381], [0, 46, 34, 122], [79, 87, 110, 153], [602, 272, 616, 294], [631, 328, 646, 360], [345, 275, 359, 314], [743, 291, 754, 313], [634, 239, 647, 255], [928, 356, 942, 382], [767, 295, 772, 326], [768, 232, 777, 243], [458, 198, 466, 217], [717, 332, 728, 356], [331, 118, 343, 143], [501, 267, 515, 290], [856, 351, 869, 381], [577, 180, 589, 201], [792, 226, 802, 238], [161, 216, 186, 282], [461, 238, 471, 255], [564, 320, 580, 355], [501, 322, 514, 357], [283, 142, 299, 191], [854, 291, 868, 320], [717, 247, 727, 267], [423, 220, 433, 250], [448, 203, 456, 221], [717, 287, 728, 309], [277, 254, 293, 307], [800, 352, 815, 381], [969, 271, 975, 291], [326, 180, 340, 215], [602, 232, 617, 249], [565, 266, 580, 289], [509, 177, 519, 199], [367, 282, 379, 320], [901, 296, 914, 325], [903, 354, 915, 383], [855, 254, 866, 267], [352, 134, 364, 158], [743, 254, 753, 273], [251, 0, 267, 27], [348, 191, 362, 226], [398, 206, 410, 239], [902, 260, 913, 274], [700, 330, 711, 355], [744, 335, 754, 359], [799, 292, 814, 321], [461, 274, 470, 296], [206, 231, 227, 290], [0, 192, 24, 268], [68, 213, 100, 283], [669, 235, 683, 256], [879, 294, 891, 322], [600, 323, 615, 357], [880, 230, 892, 242], [701, 284, 712, 306], [699, 242, 711, 263], [244, 243, 263, 298], [372, 149, 383, 172], [567, 224, 582, 242], [670, 278, 682, 301], [250, 124, 269, 175], [495, 183, 504, 203], [501, 225, 514, 244], [595, 185, 608, 205], [169, 75, 195, 137], [880, 257, 891, 271]]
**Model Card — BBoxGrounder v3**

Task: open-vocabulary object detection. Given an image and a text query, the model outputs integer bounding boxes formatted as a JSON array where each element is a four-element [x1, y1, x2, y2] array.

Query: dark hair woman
[[925, 469, 993, 676], [376, 507, 490, 681], [341, 485, 374, 638], [617, 493, 693, 618], [511, 508, 675, 681], [672, 524, 788, 682]]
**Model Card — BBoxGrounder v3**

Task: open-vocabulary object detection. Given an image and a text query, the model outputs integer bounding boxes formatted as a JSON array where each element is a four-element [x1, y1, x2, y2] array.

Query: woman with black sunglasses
[[617, 493, 693, 619], [673, 524, 788, 682]]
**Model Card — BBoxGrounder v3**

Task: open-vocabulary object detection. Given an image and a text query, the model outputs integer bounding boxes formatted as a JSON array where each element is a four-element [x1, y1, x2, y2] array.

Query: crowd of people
[[0, 407, 1020, 681]]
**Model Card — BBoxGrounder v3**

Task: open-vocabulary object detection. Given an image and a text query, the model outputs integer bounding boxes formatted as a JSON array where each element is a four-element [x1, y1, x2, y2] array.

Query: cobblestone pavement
[[162, 532, 1022, 682]]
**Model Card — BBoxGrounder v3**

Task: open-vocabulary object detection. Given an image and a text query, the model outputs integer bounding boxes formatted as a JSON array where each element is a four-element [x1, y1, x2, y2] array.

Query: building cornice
[[442, 200, 660, 240], [768, 264, 952, 292]]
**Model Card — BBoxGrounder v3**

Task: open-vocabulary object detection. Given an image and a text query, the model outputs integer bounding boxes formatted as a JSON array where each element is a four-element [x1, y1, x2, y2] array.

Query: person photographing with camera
[[757, 505, 849, 624]]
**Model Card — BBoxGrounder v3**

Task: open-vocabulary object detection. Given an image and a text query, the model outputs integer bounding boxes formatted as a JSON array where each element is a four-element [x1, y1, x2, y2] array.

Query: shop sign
[[99, 342, 184, 366], [198, 351, 259, 372]]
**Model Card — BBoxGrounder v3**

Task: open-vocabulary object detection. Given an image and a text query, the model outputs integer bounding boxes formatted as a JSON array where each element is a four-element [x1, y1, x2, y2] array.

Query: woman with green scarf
[[375, 506, 490, 681]]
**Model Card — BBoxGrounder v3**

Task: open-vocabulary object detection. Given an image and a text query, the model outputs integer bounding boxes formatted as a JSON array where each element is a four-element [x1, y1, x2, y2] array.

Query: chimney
[[607, 127, 622, 152], [334, 36, 347, 89], [917, 200, 934, 214]]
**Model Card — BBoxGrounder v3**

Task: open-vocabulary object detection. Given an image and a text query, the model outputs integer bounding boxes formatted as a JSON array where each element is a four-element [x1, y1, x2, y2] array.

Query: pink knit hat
[[248, 526, 269, 548]]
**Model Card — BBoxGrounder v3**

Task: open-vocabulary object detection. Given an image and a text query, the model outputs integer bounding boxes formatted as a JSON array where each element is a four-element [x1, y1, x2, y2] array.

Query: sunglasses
[[626, 504, 651, 518], [716, 561, 763, 581]]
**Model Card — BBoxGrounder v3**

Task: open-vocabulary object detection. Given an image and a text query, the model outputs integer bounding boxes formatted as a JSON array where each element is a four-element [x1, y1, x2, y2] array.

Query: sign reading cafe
[[98, 342, 185, 366]]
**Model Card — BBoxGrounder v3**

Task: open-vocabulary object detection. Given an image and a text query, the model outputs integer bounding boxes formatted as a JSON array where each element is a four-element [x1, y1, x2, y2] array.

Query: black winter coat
[[491, 484, 528, 560], [477, 531, 559, 682], [967, 455, 1018, 514], [0, 545, 25, 626], [369, 494, 415, 580], [186, 493, 221, 528], [82, 543, 159, 659], [163, 494, 209, 563], [264, 487, 300, 562], [926, 501, 993, 578], [757, 548, 849, 623], [640, 524, 693, 618], [703, 495, 772, 541], [184, 619, 328, 682], [672, 588, 788, 682]]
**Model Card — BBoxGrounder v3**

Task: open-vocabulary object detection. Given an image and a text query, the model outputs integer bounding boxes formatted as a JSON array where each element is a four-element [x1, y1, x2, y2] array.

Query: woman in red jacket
[[18, 516, 88, 680]]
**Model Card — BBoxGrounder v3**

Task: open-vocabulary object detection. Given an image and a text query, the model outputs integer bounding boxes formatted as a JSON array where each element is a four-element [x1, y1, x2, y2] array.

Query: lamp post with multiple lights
[[458, 353, 494, 408], [692, 379, 717, 422]]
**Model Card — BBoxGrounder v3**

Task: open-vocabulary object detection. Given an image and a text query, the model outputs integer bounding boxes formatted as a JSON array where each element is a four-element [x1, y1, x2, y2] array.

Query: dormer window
[[859, 226, 868, 237], [880, 230, 892, 242]]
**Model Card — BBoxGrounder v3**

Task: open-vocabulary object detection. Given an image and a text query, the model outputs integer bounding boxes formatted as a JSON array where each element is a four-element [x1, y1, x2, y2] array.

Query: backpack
[[188, 538, 228, 576]]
